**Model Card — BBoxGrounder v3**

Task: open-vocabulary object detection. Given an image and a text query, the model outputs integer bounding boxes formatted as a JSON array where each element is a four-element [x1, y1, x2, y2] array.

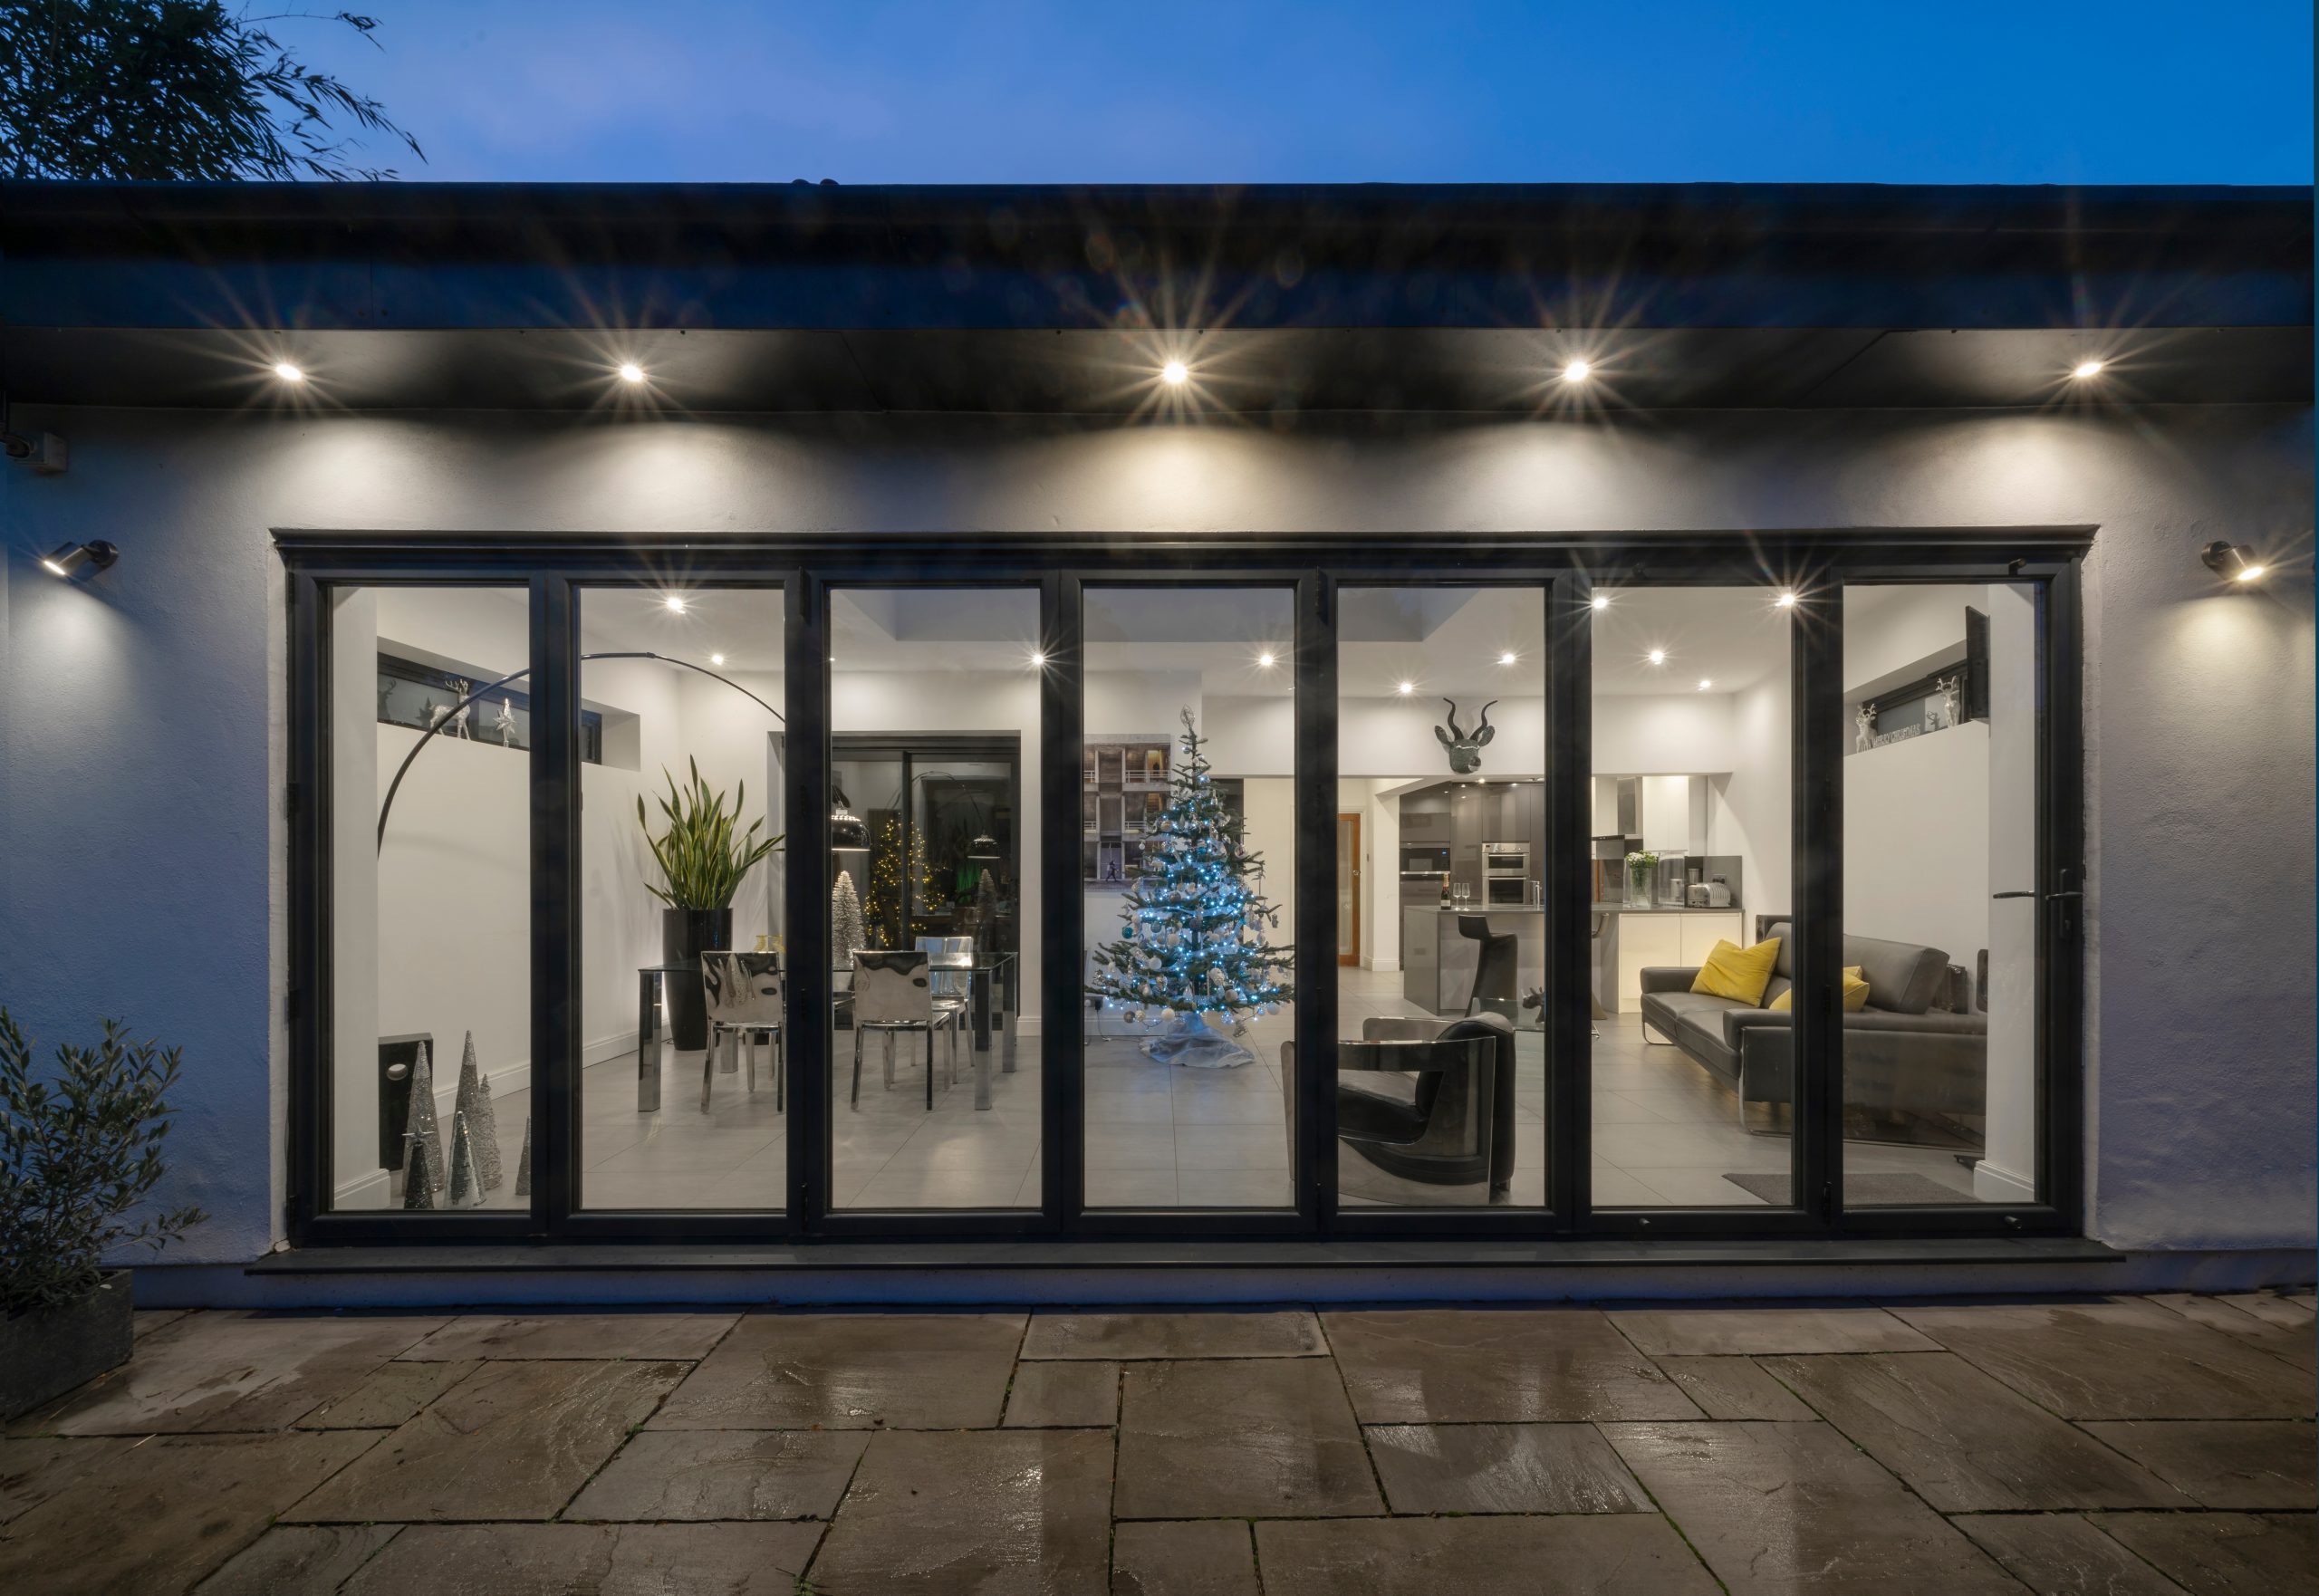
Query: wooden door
[[1336, 812, 1362, 966]]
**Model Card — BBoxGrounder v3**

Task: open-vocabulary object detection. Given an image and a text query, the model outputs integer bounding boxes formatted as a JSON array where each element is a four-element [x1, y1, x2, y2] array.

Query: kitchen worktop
[[1590, 901, 1744, 915]]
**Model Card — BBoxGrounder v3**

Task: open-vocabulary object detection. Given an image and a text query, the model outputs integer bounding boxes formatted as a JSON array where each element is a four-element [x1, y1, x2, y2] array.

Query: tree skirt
[[1140, 1013, 1254, 1070]]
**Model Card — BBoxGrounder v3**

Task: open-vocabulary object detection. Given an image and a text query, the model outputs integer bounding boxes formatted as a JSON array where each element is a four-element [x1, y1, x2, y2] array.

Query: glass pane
[[1337, 586, 1545, 1207], [831, 588, 1039, 1209], [1840, 582, 2037, 1205], [1083, 586, 1295, 1209], [576, 585, 786, 1211], [1590, 586, 1794, 1207], [333, 585, 529, 1211]]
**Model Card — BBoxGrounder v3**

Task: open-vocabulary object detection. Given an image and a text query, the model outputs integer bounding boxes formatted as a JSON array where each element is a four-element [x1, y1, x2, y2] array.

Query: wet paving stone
[[1324, 1309, 1701, 1423], [13, 1311, 446, 1436], [294, 1359, 479, 1428], [1891, 1300, 2314, 1419], [1602, 1420, 2024, 1594], [1650, 1355, 1817, 1418], [811, 1428, 1112, 1592], [1023, 1309, 1325, 1360], [1364, 1421, 1653, 1514], [1256, 1514, 1721, 1595], [564, 1428, 870, 1521], [2147, 1293, 2317, 1373], [284, 1359, 687, 1523], [1004, 1359, 1121, 1427], [1759, 1351, 2189, 1512], [2080, 1421, 2319, 1510], [399, 1311, 737, 1361], [340, 1522, 823, 1596], [1117, 1359, 1381, 1518], [649, 1312, 1024, 1430], [1610, 1300, 1940, 1356], [0, 1429, 381, 1596], [193, 1524, 404, 1595], [1952, 1512, 2196, 1596], [0, 1436, 130, 1524], [1111, 1520, 1260, 1595], [2093, 1511, 2319, 1595]]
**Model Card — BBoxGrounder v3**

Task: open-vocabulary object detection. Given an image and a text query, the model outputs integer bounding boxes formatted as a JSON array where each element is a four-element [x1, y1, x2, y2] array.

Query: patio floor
[[2, 1293, 2311, 1593]]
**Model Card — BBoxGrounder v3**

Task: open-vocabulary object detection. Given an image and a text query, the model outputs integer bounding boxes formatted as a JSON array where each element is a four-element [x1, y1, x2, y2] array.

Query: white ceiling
[[573, 581, 1791, 700]]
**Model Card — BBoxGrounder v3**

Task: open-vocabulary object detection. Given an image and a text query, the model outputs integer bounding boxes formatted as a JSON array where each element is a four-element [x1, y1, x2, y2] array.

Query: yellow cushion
[[1767, 965, 1871, 1013], [1689, 937, 1782, 1006]]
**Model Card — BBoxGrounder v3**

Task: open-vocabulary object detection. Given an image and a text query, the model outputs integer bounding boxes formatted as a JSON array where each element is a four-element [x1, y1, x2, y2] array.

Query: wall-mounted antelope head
[[1435, 698, 1497, 774]]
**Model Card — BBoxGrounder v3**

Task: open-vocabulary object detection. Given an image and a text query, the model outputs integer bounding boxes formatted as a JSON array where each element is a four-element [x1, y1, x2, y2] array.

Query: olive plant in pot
[[1, 1009, 205, 1418], [640, 758, 784, 1050]]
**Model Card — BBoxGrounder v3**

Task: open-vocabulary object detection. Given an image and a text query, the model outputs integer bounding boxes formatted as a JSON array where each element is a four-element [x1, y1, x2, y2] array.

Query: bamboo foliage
[[636, 757, 784, 909]]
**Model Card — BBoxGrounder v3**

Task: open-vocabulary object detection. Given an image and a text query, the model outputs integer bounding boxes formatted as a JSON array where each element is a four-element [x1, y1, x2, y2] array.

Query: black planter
[[3, 1270, 134, 1420], [660, 906, 734, 1052]]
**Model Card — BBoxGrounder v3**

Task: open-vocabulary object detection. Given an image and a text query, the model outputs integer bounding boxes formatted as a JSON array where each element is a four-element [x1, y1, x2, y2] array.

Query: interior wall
[[5, 402, 2308, 1261], [1710, 671, 1795, 922]]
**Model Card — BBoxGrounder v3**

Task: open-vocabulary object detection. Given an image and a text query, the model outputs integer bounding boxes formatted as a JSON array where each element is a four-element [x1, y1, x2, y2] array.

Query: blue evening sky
[[301, 2, 2313, 186]]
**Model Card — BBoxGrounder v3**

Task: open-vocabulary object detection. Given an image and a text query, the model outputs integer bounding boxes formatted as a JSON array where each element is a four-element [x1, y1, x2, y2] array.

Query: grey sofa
[[1637, 918, 1986, 1136]]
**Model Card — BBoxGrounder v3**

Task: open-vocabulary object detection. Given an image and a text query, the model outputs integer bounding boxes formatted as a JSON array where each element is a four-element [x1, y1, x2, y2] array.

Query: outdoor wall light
[[2070, 359, 2107, 380], [2201, 541, 2268, 584], [663, 594, 688, 613], [618, 362, 646, 384], [1160, 360, 1189, 386], [1561, 358, 1593, 382], [39, 540, 117, 579], [272, 361, 305, 383]]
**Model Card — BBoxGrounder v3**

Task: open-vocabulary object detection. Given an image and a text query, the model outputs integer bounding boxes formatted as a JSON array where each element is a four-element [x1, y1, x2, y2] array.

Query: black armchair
[[1282, 1011, 1517, 1204]]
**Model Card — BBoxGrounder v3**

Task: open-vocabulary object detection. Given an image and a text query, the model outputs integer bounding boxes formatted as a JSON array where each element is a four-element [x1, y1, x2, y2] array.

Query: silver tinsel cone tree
[[452, 1031, 504, 1191], [832, 870, 867, 959], [447, 1111, 483, 1207], [401, 1135, 437, 1208], [1086, 708, 1292, 1061], [403, 1039, 447, 1193], [514, 1112, 534, 1197]]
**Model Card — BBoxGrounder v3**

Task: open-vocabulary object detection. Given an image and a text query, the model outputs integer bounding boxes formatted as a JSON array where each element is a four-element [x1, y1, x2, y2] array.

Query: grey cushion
[[1757, 919, 1949, 1016]]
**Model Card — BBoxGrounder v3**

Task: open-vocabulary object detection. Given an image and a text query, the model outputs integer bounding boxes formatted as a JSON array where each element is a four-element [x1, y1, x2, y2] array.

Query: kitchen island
[[1401, 907, 1544, 1017]]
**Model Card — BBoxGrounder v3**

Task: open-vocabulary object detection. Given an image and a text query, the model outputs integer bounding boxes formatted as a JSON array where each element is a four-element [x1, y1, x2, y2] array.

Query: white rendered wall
[[2, 402, 2307, 1263]]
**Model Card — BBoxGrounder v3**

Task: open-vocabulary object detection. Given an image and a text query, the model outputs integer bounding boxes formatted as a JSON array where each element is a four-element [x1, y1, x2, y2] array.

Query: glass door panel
[[1839, 582, 2041, 1206], [1589, 585, 1795, 1209], [829, 588, 1042, 1210], [575, 584, 787, 1212]]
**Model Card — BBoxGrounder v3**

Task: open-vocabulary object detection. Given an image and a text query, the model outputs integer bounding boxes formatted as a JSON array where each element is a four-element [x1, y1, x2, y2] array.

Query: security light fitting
[[40, 540, 117, 579], [2201, 541, 2268, 584]]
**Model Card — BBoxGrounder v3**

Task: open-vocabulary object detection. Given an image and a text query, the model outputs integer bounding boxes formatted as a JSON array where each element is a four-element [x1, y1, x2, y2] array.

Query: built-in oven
[[1482, 841, 1531, 905]]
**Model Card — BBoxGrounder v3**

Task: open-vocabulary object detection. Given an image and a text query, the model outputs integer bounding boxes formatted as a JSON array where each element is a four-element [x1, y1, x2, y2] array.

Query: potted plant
[[2, 1009, 205, 1418], [639, 758, 783, 1050]]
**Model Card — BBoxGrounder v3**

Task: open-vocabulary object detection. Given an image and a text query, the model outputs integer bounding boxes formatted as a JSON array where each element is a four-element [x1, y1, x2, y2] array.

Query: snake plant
[[636, 758, 783, 909]]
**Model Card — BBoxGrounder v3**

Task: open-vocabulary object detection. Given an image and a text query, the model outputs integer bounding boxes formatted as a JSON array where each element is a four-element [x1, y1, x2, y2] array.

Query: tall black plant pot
[[660, 907, 733, 1052]]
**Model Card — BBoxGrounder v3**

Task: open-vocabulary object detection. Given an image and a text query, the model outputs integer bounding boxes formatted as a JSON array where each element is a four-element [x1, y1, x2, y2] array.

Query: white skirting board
[[1972, 1159, 2037, 1204]]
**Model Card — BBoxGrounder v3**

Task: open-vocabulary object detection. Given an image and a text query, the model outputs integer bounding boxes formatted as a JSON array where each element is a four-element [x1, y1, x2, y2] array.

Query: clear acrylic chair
[[850, 949, 965, 1110], [700, 952, 784, 1113]]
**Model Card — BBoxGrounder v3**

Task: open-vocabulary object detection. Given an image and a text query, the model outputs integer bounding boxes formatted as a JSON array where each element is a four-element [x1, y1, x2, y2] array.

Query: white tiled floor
[[480, 965, 1983, 1213]]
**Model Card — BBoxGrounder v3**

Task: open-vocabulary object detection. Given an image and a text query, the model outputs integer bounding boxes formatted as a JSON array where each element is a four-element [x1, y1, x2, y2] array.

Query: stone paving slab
[[810, 1428, 1112, 1591], [398, 1311, 738, 1361], [1255, 1514, 1723, 1595], [13, 1311, 447, 1436], [1651, 1354, 1818, 1418], [2093, 1511, 2319, 1596], [649, 1311, 1024, 1429], [1111, 1520, 1260, 1595], [0, 1429, 383, 1596], [293, 1358, 480, 1428], [1326, 1308, 1702, 1423], [1364, 1421, 1655, 1514], [340, 1523, 824, 1595], [1951, 1512, 2194, 1596], [0, 1435, 130, 1524], [2079, 1420, 2319, 1511], [1891, 1299, 2314, 1419], [193, 1525, 403, 1596], [1022, 1309, 1325, 1359], [1004, 1358, 1121, 1426], [2148, 1292, 2319, 1372], [1611, 1300, 1943, 1356], [284, 1359, 687, 1522], [565, 1428, 870, 1521], [1117, 1359, 1381, 1518], [1602, 1420, 2025, 1593], [1758, 1351, 2190, 1512]]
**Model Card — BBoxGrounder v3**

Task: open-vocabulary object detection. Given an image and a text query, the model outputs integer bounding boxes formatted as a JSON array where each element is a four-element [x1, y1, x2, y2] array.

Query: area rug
[[1722, 1171, 1972, 1205]]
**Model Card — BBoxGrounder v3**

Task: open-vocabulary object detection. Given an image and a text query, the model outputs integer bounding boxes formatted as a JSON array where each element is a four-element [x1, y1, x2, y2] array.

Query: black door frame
[[281, 528, 2088, 1246]]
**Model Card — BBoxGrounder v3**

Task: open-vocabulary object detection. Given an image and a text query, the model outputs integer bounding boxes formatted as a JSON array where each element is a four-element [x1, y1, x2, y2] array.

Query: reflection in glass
[[332, 586, 530, 1211], [1840, 582, 2038, 1205], [578, 587, 787, 1212], [1589, 588, 1794, 1208]]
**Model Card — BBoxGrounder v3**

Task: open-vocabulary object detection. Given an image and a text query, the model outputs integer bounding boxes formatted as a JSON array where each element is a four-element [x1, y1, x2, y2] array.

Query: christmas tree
[[1086, 708, 1292, 1068], [863, 815, 931, 948]]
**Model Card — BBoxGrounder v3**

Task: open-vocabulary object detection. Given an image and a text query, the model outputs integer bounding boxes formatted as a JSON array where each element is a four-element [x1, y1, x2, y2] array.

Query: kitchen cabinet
[[1611, 913, 1683, 1014], [1679, 912, 1745, 964]]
